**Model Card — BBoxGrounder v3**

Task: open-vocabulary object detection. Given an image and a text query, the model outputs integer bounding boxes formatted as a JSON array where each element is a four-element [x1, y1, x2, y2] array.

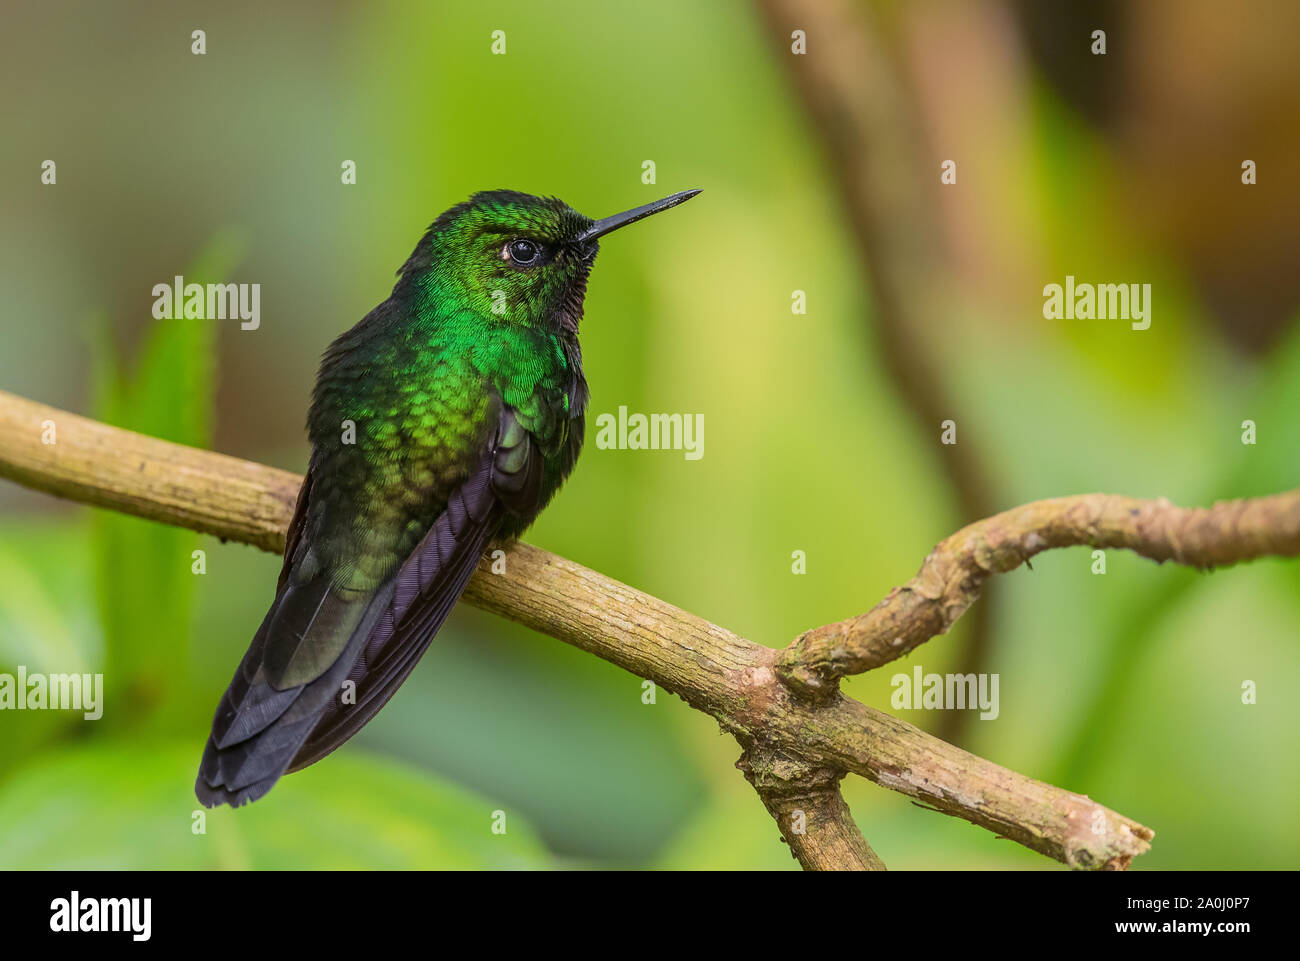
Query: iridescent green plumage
[[196, 188, 699, 806]]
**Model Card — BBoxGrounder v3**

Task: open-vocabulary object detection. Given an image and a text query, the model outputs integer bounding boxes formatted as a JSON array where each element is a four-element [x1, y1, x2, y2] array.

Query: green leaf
[[0, 740, 550, 869], [88, 235, 243, 725], [0, 519, 104, 775]]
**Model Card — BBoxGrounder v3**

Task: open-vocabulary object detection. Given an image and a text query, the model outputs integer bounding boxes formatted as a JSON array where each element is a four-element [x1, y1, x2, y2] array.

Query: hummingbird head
[[397, 189, 700, 333]]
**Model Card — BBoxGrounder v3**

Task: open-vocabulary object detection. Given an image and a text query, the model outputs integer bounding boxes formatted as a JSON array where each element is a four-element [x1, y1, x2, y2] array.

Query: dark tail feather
[[194, 575, 391, 807], [197, 432, 508, 806], [288, 496, 498, 771]]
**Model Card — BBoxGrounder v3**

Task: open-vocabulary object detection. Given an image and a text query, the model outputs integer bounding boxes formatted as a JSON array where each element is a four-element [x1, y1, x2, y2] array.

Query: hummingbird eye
[[504, 239, 541, 267]]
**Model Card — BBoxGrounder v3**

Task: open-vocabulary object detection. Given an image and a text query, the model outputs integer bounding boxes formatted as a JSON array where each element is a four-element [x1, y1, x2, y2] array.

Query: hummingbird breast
[[304, 306, 586, 588]]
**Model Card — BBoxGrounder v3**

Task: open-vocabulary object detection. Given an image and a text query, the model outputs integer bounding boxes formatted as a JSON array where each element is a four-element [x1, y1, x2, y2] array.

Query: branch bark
[[0, 388, 298, 552], [780, 491, 1300, 699], [739, 751, 886, 870], [26, 388, 1300, 870]]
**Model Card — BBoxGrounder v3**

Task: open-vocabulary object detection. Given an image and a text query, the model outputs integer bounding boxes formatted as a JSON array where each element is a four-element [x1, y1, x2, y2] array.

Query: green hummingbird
[[196, 188, 700, 807]]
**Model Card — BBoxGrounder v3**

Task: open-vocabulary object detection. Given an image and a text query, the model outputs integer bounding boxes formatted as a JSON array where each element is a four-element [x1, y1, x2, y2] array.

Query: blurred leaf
[[88, 234, 242, 724], [0, 740, 550, 869], [1082, 569, 1300, 868], [1231, 316, 1300, 498], [1054, 313, 1300, 787], [0, 519, 103, 778], [359, 609, 707, 864], [0, 521, 98, 673]]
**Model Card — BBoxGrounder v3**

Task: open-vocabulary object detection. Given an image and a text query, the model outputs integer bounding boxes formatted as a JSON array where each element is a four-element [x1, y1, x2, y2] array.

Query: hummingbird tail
[[193, 575, 392, 807], [195, 445, 503, 807]]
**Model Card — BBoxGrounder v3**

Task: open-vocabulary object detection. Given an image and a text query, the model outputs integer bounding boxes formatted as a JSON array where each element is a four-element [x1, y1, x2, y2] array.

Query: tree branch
[[0, 389, 299, 552], [739, 750, 886, 870], [19, 388, 1276, 870], [779, 491, 1300, 698]]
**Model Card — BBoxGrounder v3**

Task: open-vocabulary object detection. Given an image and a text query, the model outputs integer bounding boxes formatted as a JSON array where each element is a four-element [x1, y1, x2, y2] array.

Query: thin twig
[[779, 491, 1300, 698]]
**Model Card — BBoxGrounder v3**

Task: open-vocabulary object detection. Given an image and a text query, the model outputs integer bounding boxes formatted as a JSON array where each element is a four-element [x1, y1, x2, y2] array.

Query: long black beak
[[578, 189, 702, 243]]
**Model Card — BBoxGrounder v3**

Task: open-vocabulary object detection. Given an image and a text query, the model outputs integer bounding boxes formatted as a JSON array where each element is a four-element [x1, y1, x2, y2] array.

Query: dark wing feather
[[277, 466, 313, 591], [196, 402, 546, 806], [196, 462, 394, 807], [194, 569, 391, 806], [287, 451, 499, 770], [288, 404, 541, 770]]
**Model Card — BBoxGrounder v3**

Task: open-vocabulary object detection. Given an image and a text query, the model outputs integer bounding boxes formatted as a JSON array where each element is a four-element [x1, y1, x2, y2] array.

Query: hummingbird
[[196, 188, 701, 807]]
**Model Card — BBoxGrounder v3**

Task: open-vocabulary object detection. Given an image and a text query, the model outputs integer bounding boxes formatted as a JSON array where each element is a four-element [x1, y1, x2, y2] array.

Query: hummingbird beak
[[578, 189, 702, 243]]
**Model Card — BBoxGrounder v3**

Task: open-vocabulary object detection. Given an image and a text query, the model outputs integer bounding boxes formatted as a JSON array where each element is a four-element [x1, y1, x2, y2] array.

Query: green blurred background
[[1, 0, 1298, 869]]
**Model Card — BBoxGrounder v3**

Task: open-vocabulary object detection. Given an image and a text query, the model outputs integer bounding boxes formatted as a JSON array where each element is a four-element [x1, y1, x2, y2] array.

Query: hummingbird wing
[[193, 465, 396, 807], [287, 402, 543, 771], [194, 401, 542, 807]]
